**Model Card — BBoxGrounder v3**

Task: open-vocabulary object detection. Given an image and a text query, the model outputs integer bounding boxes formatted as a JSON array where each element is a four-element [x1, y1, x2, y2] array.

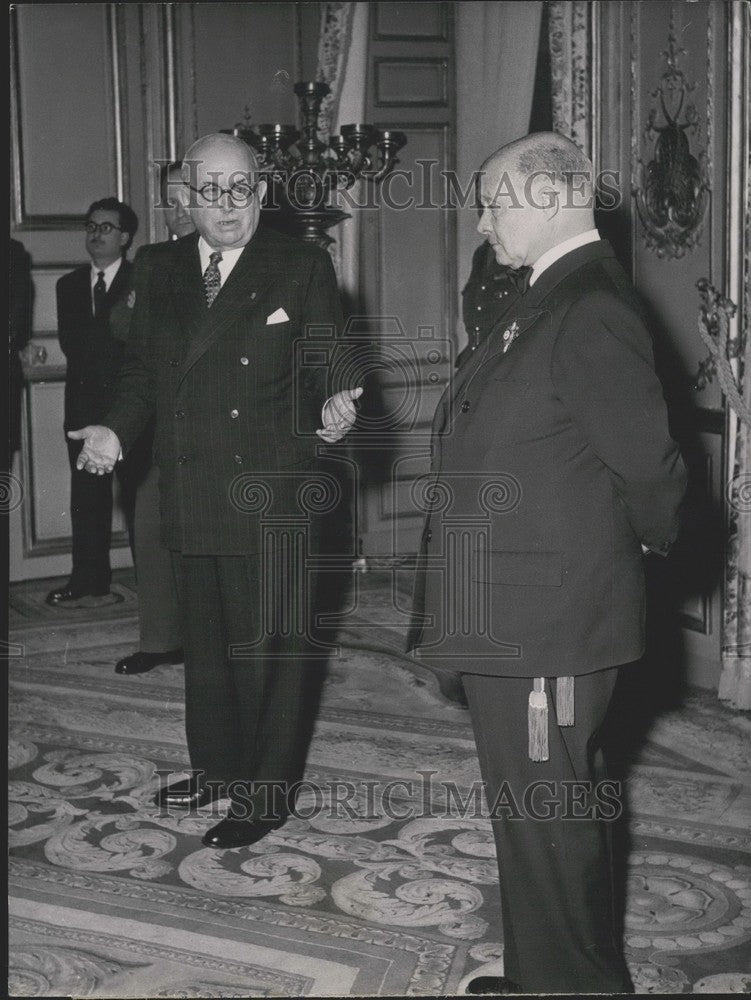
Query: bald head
[[179, 132, 266, 250], [477, 132, 596, 268], [183, 132, 261, 176], [483, 132, 593, 190]]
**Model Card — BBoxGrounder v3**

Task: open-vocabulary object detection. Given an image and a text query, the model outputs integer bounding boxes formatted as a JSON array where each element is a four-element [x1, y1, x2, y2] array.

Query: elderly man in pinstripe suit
[[69, 133, 361, 850]]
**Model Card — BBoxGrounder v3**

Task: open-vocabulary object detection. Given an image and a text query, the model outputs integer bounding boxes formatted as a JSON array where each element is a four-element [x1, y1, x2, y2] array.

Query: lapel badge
[[502, 320, 520, 353]]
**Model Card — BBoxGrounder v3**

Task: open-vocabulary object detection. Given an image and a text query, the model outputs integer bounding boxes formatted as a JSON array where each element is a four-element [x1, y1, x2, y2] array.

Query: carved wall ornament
[[634, 14, 710, 259], [693, 279, 749, 425]]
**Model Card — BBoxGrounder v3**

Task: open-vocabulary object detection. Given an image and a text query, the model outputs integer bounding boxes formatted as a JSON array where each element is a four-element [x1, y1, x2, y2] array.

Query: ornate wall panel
[[595, 0, 735, 689], [12, 5, 126, 228], [374, 59, 449, 107], [374, 2, 449, 41]]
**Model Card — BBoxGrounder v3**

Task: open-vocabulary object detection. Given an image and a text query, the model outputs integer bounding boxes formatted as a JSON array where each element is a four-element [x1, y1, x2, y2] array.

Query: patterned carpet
[[8, 569, 751, 996]]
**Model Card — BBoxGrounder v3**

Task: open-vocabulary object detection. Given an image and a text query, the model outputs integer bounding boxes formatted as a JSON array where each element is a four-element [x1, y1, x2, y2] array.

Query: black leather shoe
[[46, 584, 109, 606], [201, 814, 287, 849], [465, 976, 522, 995], [115, 648, 184, 675], [154, 778, 226, 809]]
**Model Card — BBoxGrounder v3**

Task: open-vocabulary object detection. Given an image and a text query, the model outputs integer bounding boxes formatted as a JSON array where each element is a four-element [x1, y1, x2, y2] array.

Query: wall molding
[[11, 5, 129, 230]]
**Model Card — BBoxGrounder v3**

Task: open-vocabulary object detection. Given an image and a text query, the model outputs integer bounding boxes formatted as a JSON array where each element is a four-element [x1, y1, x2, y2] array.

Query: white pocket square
[[266, 308, 289, 325]]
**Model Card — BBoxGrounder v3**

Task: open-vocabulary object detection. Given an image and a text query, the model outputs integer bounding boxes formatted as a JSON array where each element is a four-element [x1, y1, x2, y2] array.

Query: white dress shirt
[[90, 257, 122, 309], [198, 237, 245, 287], [529, 229, 601, 287]]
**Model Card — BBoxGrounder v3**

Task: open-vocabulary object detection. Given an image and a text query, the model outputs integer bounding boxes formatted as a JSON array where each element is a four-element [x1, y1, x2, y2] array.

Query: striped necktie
[[203, 251, 223, 307]]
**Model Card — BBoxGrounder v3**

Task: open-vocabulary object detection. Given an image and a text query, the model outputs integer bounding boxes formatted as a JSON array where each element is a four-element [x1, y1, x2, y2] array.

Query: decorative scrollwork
[[410, 476, 453, 515], [296, 474, 341, 515], [479, 477, 522, 515], [228, 476, 273, 515], [634, 9, 709, 258], [693, 278, 749, 424]]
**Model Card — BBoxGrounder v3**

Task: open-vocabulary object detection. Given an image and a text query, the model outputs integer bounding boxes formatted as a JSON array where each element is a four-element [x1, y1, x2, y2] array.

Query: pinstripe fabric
[[172, 552, 325, 803], [106, 226, 343, 554]]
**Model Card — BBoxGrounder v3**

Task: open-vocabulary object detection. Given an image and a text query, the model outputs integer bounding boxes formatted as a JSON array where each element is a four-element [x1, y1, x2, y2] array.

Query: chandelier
[[233, 81, 406, 246]]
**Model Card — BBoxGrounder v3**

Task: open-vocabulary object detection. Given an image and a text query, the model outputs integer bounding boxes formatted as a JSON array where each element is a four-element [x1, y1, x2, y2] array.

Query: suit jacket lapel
[[168, 233, 206, 348], [105, 259, 130, 307], [178, 228, 275, 383]]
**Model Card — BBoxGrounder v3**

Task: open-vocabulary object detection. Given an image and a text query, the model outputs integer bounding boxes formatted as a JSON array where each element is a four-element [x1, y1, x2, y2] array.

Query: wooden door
[[352, 2, 456, 562]]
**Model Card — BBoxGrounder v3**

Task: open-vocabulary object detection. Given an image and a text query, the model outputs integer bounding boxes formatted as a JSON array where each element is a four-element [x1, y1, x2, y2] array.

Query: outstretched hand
[[67, 425, 122, 475], [317, 387, 363, 443]]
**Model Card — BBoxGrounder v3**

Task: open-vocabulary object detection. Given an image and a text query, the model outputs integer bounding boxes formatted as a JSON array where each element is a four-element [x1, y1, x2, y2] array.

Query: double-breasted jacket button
[[175, 409, 185, 418], [177, 454, 188, 464], [240, 356, 249, 366], [230, 408, 239, 419], [234, 454, 243, 464], [461, 400, 470, 413]]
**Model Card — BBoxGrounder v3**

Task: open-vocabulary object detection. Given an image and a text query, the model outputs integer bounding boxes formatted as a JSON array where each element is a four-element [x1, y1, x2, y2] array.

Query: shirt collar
[[90, 257, 122, 287], [528, 229, 601, 287], [198, 237, 246, 273]]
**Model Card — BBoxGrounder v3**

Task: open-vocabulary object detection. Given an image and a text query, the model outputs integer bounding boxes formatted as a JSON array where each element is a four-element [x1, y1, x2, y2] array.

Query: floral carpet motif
[[7, 570, 751, 995]]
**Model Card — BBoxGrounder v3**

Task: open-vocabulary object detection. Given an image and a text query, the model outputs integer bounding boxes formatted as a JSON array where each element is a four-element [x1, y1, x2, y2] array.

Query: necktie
[[203, 251, 223, 307], [508, 265, 532, 295], [93, 271, 107, 316]]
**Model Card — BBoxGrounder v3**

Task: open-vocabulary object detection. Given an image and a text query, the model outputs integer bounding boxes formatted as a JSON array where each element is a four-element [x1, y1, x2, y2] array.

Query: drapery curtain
[[721, 396, 751, 709], [717, 4, 751, 711], [316, 1, 369, 307], [455, 2, 543, 327], [548, 1, 592, 158]]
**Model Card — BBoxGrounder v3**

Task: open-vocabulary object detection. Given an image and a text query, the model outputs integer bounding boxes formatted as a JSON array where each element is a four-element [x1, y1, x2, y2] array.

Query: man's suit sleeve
[[104, 246, 158, 453], [300, 247, 344, 403], [551, 291, 687, 553], [56, 274, 75, 359]]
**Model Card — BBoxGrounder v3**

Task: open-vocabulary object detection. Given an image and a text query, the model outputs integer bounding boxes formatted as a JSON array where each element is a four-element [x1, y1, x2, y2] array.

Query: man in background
[[113, 162, 195, 675], [47, 198, 139, 606]]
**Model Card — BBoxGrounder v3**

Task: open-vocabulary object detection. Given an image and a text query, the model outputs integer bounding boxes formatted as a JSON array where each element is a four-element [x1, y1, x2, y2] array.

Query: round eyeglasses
[[189, 182, 259, 206], [85, 222, 123, 235]]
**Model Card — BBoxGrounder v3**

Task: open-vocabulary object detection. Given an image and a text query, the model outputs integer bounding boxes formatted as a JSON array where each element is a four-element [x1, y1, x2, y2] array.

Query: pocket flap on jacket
[[477, 550, 563, 587]]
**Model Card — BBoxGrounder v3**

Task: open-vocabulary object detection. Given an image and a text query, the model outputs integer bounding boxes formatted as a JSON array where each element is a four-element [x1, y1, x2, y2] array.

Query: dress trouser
[[133, 464, 180, 652], [67, 439, 136, 594], [172, 552, 325, 819], [462, 667, 634, 995]]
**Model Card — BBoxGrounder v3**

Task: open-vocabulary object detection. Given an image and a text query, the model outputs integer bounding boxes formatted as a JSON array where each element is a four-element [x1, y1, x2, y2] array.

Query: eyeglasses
[[189, 182, 259, 206], [85, 221, 123, 235]]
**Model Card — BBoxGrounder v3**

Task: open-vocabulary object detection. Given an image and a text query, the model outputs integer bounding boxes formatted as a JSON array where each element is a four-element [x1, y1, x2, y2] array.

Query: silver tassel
[[528, 677, 549, 761], [556, 675, 575, 726]]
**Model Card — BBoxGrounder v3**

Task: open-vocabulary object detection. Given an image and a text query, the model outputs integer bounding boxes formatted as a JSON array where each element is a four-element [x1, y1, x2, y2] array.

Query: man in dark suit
[[112, 162, 195, 676], [69, 134, 360, 850], [46, 199, 139, 606], [409, 133, 686, 994]]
